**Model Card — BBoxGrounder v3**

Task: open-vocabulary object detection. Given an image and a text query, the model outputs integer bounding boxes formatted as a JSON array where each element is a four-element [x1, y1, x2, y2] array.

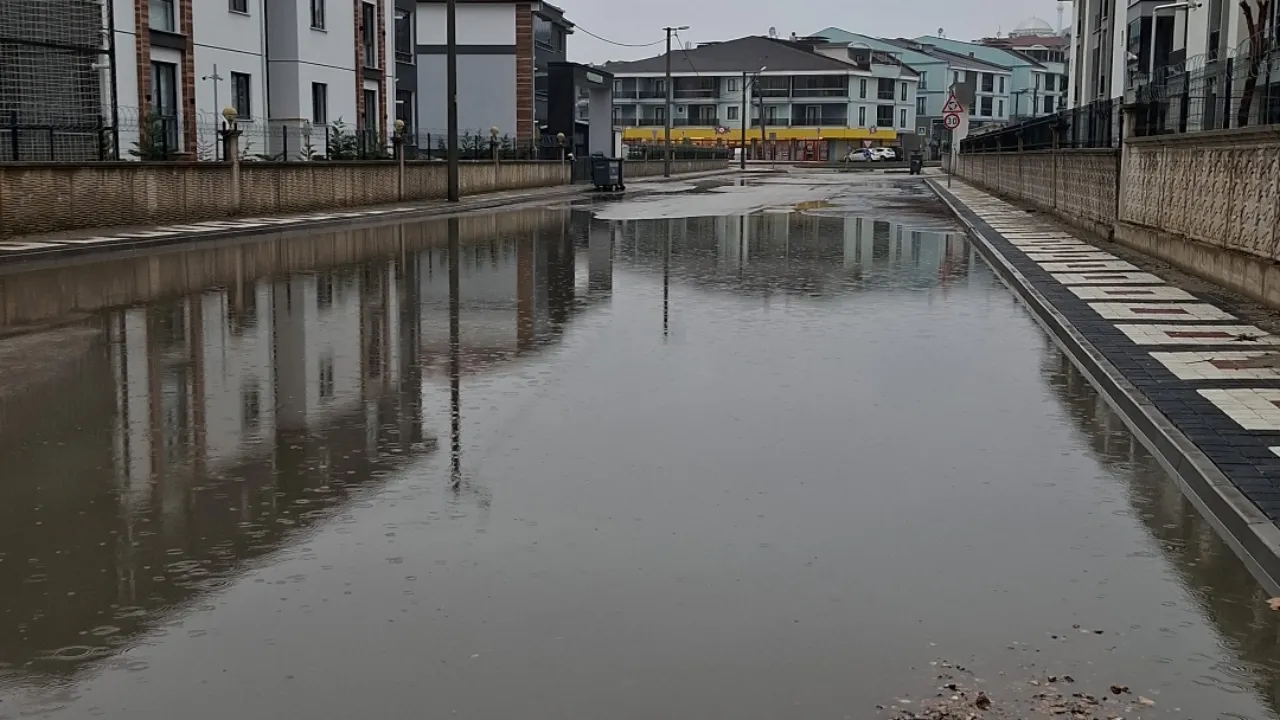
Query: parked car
[[868, 147, 896, 161], [846, 148, 874, 162]]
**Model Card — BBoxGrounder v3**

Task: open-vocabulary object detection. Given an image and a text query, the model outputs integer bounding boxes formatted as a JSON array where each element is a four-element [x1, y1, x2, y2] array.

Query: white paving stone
[[1200, 388, 1280, 431], [1150, 351, 1280, 380], [1068, 285, 1196, 301], [1039, 260, 1141, 272], [1050, 271, 1167, 285], [1088, 301, 1235, 321], [1115, 324, 1280, 345]]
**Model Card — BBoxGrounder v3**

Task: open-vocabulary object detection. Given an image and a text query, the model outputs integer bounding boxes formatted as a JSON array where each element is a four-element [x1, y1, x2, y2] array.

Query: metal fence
[[0, 0, 114, 161], [960, 99, 1123, 153], [1131, 28, 1280, 136]]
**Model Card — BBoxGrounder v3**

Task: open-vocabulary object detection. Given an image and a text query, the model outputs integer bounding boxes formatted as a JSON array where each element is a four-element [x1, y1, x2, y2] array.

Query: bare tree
[[1236, 0, 1273, 127]]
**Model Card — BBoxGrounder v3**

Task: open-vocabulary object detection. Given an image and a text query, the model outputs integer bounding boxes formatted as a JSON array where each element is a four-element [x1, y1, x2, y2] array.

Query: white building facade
[[109, 0, 398, 159]]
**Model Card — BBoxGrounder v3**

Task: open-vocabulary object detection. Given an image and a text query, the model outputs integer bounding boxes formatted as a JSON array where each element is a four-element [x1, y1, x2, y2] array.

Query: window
[[858, 106, 866, 126], [310, 0, 325, 29], [395, 89, 413, 131], [533, 15, 554, 49], [1044, 74, 1055, 91], [916, 96, 926, 115], [395, 9, 413, 64], [149, 0, 175, 32], [231, 72, 252, 119], [876, 105, 894, 127], [981, 73, 994, 92], [1060, 73, 1068, 89], [877, 78, 894, 100], [727, 105, 738, 120], [858, 78, 866, 98], [614, 80, 622, 93], [900, 82, 908, 101], [311, 82, 328, 124], [361, 2, 377, 68], [899, 108, 907, 128], [1044, 95, 1054, 113], [980, 96, 993, 116], [997, 99, 1003, 117], [765, 105, 777, 122], [654, 106, 665, 121], [952, 70, 960, 86], [229, 0, 248, 12], [150, 61, 178, 150], [919, 71, 928, 89], [998, 75, 1006, 93], [362, 88, 378, 131], [728, 78, 737, 92]]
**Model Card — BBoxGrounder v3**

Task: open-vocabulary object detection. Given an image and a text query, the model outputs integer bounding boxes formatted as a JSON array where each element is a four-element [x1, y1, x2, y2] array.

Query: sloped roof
[[880, 38, 1012, 72], [602, 35, 859, 75]]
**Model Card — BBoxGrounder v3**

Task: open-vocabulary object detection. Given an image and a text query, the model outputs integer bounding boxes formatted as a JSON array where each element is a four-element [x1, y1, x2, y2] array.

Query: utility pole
[[202, 64, 223, 159], [662, 25, 689, 178], [740, 70, 747, 170], [446, 0, 459, 201]]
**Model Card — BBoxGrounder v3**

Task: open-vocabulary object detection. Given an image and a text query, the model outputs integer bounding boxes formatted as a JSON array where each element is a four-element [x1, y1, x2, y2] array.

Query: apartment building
[[603, 35, 919, 161], [104, 0, 396, 158], [413, 0, 573, 149], [916, 27, 1069, 117]]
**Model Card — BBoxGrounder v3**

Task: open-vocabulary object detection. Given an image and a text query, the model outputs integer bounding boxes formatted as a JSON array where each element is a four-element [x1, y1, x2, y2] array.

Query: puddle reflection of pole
[[663, 219, 671, 339], [448, 217, 462, 491]]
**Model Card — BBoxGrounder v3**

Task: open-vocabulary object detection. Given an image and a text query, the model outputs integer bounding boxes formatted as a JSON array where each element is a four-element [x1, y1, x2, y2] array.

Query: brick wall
[[133, 0, 151, 117], [180, 0, 196, 154], [377, 0, 388, 139], [514, 4, 533, 146], [955, 149, 1118, 238]]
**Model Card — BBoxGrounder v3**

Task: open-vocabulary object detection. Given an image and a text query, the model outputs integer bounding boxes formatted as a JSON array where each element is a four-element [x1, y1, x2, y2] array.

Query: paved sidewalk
[[932, 179, 1280, 585], [0, 168, 737, 264]]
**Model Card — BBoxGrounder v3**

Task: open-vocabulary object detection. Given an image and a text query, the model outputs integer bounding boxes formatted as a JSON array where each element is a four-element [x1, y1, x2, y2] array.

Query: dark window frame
[[310, 0, 326, 30], [311, 82, 328, 124], [231, 71, 252, 120], [229, 0, 249, 13]]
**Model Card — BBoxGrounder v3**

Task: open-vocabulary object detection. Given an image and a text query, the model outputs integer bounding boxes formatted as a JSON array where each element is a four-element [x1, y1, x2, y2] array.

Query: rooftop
[[602, 35, 877, 75], [880, 38, 1012, 72]]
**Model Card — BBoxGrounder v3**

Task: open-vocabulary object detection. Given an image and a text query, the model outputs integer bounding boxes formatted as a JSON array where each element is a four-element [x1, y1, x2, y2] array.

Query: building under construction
[[0, 0, 115, 161]]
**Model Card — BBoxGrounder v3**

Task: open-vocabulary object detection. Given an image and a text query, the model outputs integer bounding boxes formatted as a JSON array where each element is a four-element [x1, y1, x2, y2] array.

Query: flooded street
[[5, 172, 1280, 718]]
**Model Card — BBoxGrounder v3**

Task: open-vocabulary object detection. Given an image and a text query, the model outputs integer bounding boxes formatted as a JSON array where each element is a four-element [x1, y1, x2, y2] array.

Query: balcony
[[631, 118, 668, 126], [792, 87, 847, 98], [876, 90, 895, 101], [673, 117, 720, 126], [638, 89, 667, 99], [673, 88, 719, 99], [615, 89, 641, 99], [756, 87, 790, 98]]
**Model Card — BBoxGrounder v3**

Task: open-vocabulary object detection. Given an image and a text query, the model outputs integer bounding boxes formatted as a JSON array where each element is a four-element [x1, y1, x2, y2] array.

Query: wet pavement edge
[[928, 177, 1280, 597]]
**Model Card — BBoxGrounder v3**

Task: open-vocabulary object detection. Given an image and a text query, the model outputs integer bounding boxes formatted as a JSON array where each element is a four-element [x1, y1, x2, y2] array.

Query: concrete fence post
[[397, 143, 406, 201], [1051, 131, 1060, 211], [228, 134, 242, 212]]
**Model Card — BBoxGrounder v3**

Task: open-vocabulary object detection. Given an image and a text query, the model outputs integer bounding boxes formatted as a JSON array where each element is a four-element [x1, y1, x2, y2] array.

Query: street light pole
[[446, 0, 459, 201], [662, 25, 689, 178], [740, 70, 747, 170]]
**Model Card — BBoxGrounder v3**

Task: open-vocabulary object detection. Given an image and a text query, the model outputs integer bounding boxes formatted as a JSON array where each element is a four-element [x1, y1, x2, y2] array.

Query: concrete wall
[[955, 124, 1280, 308], [0, 160, 569, 237], [955, 149, 1119, 238], [624, 158, 729, 178]]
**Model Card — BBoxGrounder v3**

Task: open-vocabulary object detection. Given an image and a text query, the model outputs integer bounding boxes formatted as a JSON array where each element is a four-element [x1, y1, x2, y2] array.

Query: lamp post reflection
[[448, 217, 462, 492]]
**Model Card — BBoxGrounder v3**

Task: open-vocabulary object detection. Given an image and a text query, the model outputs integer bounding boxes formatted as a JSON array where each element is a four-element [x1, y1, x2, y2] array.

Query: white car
[[868, 147, 896, 161], [846, 148, 873, 162]]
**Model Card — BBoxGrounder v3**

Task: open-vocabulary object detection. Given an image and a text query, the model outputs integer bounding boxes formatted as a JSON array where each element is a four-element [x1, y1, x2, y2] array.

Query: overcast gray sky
[[559, 0, 1070, 64]]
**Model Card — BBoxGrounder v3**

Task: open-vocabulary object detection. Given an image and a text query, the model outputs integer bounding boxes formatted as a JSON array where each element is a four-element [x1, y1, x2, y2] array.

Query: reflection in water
[[0, 211, 599, 691], [1042, 347, 1280, 717]]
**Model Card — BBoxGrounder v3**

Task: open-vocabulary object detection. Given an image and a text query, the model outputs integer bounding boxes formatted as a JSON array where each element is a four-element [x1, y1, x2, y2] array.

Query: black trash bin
[[590, 154, 625, 192], [909, 153, 923, 175]]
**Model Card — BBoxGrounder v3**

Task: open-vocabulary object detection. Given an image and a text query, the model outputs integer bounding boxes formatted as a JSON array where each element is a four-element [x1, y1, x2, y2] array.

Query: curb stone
[[928, 177, 1280, 596]]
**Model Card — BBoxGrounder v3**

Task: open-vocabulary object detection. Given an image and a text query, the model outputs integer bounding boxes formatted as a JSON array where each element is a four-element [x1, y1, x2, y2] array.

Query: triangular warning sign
[[942, 94, 964, 114]]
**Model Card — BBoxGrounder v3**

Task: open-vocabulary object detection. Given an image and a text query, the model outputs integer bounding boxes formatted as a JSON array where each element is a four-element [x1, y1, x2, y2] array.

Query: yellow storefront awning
[[620, 126, 899, 143]]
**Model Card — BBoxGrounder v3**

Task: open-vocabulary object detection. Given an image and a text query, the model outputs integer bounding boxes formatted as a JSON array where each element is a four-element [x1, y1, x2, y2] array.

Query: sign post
[[941, 92, 965, 189]]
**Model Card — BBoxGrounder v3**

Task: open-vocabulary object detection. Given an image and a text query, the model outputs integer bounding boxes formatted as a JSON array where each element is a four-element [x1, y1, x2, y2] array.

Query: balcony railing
[[615, 89, 641, 99], [792, 87, 847, 98], [876, 90, 895, 101], [673, 117, 719, 126], [756, 88, 790, 98], [673, 88, 719, 99], [638, 89, 667, 99]]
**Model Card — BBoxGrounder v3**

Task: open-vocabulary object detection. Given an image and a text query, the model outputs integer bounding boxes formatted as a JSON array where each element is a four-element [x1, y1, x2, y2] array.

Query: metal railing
[[959, 97, 1122, 152]]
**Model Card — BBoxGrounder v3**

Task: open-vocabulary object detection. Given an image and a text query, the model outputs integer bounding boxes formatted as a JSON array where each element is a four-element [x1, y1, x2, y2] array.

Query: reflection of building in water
[[0, 257, 433, 685], [610, 212, 971, 295]]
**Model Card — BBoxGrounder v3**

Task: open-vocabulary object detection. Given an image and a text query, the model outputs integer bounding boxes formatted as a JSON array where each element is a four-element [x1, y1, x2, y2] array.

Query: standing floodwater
[[2, 173, 1280, 719]]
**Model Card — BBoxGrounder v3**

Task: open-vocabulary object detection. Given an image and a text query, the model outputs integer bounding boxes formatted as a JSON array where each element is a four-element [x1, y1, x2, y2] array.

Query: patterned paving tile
[[1050, 271, 1168, 285], [1039, 260, 1141, 272], [1025, 252, 1122, 262], [939, 179, 1280, 527], [1200, 389, 1280, 431], [1151, 351, 1280, 380], [1115, 324, 1280, 346], [1088, 302, 1236, 321], [1069, 286, 1197, 301]]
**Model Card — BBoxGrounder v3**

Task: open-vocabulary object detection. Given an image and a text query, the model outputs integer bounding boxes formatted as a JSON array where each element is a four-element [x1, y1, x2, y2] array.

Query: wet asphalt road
[[3, 172, 1280, 718]]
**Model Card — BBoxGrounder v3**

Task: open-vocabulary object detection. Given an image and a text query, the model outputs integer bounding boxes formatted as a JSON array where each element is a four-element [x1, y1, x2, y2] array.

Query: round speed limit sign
[[943, 113, 961, 130]]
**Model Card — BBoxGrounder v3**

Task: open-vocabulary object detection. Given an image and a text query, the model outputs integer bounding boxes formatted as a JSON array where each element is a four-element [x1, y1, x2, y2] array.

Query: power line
[[673, 30, 701, 76], [574, 25, 664, 48]]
